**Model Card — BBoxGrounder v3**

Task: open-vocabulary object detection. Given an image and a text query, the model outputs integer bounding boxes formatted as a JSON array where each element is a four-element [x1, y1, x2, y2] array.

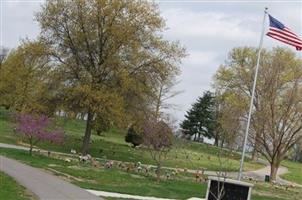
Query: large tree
[[0, 41, 60, 114], [214, 47, 261, 160], [181, 91, 219, 144], [36, 0, 185, 155], [215, 47, 302, 181]]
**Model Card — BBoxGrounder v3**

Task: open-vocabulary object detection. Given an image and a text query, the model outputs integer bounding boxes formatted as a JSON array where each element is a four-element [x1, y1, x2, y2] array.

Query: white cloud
[[162, 8, 258, 45], [184, 50, 218, 66]]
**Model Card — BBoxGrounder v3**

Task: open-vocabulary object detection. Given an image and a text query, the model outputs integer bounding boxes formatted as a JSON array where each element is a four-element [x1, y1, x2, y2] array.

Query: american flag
[[266, 14, 302, 51]]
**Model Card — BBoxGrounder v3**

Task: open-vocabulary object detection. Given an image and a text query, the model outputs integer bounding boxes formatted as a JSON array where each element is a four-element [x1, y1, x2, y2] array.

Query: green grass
[[252, 196, 287, 200], [1, 107, 302, 199], [75, 173, 207, 199], [281, 160, 302, 185], [0, 148, 207, 199], [0, 109, 16, 144], [252, 181, 302, 200], [0, 148, 301, 200], [0, 171, 34, 200], [0, 108, 263, 172]]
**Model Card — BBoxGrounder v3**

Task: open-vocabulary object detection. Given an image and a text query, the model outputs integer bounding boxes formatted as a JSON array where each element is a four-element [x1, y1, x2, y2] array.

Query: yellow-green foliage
[[0, 41, 58, 115]]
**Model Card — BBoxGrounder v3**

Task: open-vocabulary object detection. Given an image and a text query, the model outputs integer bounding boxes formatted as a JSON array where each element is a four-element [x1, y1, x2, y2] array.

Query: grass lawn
[[0, 108, 263, 172], [0, 148, 207, 199], [0, 171, 35, 200], [280, 160, 302, 185], [252, 181, 302, 200], [1, 148, 301, 200]]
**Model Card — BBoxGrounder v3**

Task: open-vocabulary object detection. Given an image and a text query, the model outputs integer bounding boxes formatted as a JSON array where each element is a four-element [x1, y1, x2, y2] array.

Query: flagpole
[[237, 7, 268, 181]]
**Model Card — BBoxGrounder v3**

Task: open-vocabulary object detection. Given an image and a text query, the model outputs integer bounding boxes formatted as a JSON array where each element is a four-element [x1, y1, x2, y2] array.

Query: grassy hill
[[1, 148, 301, 200], [0, 108, 262, 171], [281, 160, 302, 185], [0, 108, 301, 200]]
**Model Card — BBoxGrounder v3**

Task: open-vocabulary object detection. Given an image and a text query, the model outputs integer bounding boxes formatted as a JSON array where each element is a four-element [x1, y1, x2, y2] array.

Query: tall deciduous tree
[[214, 47, 261, 160], [215, 47, 302, 181], [0, 41, 60, 114], [180, 91, 219, 145], [36, 0, 185, 155], [0, 46, 9, 109]]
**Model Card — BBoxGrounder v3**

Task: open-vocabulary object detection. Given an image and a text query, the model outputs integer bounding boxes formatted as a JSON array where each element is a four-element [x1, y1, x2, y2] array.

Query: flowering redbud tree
[[142, 119, 173, 182], [16, 114, 64, 155]]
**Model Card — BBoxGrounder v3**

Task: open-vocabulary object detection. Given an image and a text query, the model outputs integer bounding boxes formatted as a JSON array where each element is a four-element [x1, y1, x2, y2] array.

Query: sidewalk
[[0, 155, 101, 200], [86, 189, 205, 200]]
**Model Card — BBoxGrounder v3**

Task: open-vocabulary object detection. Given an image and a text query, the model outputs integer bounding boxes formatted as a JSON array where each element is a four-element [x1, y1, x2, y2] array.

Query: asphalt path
[[0, 155, 101, 200]]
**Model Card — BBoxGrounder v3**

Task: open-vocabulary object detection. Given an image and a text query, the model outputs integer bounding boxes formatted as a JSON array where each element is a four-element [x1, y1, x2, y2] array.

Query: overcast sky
[[1, 0, 302, 123]]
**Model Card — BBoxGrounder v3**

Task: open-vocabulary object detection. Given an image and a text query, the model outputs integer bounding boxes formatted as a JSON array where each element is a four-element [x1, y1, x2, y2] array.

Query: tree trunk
[[251, 149, 258, 161], [81, 110, 93, 155], [214, 137, 219, 146], [156, 164, 161, 182], [193, 134, 197, 141], [252, 133, 260, 161], [220, 137, 225, 148], [29, 146, 33, 155], [155, 85, 163, 121], [270, 162, 280, 182], [29, 138, 33, 155], [213, 131, 220, 147]]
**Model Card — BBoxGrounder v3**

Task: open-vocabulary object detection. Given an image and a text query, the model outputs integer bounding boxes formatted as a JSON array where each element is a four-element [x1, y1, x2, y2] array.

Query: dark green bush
[[125, 125, 143, 148]]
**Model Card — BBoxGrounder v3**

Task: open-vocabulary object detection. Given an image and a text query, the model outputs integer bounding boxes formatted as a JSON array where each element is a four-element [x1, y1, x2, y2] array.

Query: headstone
[[205, 176, 253, 200], [265, 175, 270, 182]]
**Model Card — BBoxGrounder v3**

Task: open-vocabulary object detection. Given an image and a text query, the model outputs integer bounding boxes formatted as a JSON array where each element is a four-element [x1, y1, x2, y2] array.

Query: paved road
[[0, 142, 30, 150], [170, 165, 293, 185], [0, 155, 101, 200], [242, 165, 288, 183]]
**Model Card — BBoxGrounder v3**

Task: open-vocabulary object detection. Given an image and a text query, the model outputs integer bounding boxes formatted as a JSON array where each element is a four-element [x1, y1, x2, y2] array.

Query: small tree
[[125, 125, 143, 148], [16, 114, 64, 155], [142, 119, 173, 182], [93, 115, 111, 136], [181, 91, 219, 144]]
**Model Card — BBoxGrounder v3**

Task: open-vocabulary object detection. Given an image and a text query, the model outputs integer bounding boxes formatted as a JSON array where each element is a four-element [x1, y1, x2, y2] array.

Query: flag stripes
[[266, 15, 302, 51]]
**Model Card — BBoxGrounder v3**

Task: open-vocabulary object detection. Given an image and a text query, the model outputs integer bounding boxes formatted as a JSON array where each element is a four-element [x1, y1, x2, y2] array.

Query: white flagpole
[[237, 7, 268, 181]]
